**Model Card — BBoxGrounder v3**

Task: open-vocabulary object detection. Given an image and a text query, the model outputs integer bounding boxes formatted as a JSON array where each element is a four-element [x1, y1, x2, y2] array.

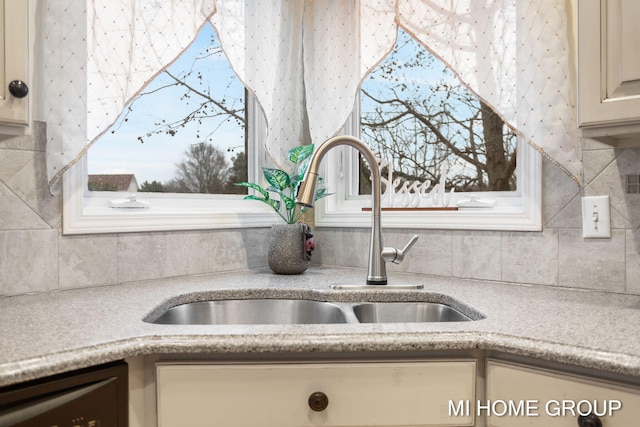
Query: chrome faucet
[[296, 135, 421, 289]]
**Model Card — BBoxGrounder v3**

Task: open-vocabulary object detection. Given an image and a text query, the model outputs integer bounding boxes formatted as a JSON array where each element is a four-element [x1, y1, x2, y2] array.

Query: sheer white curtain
[[37, 0, 215, 189], [214, 0, 580, 180], [39, 0, 581, 188]]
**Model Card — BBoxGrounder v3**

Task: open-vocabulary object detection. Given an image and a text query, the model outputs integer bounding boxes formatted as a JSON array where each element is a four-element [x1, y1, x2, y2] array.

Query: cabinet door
[[486, 360, 640, 427], [579, 0, 640, 127], [156, 361, 476, 427], [0, 0, 29, 125]]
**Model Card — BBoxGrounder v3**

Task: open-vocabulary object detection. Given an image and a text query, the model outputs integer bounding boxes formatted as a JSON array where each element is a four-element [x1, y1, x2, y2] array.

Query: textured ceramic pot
[[268, 223, 310, 274]]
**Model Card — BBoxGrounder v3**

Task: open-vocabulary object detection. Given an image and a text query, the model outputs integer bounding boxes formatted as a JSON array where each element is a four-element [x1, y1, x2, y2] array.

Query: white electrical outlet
[[582, 196, 611, 238]]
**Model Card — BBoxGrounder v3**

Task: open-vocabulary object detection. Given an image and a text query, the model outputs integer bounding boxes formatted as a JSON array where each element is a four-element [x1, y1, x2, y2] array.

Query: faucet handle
[[382, 235, 419, 264]]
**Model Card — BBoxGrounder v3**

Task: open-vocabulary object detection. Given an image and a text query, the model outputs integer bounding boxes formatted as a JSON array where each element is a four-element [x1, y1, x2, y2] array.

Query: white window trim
[[62, 96, 281, 235], [313, 112, 542, 232], [63, 98, 541, 234]]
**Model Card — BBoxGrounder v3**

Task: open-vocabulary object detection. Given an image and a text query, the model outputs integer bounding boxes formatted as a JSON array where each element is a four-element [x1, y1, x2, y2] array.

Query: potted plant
[[235, 144, 330, 274]]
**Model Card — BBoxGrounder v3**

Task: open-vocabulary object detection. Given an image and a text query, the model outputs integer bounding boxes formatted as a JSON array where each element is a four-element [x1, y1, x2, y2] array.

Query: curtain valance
[[38, 0, 581, 189]]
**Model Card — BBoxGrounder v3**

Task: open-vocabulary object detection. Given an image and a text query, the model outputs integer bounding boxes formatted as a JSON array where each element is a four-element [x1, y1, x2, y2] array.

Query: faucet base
[[330, 284, 424, 290]]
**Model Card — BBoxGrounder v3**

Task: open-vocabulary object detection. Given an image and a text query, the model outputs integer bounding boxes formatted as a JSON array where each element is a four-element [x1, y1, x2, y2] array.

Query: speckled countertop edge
[[1, 266, 640, 387]]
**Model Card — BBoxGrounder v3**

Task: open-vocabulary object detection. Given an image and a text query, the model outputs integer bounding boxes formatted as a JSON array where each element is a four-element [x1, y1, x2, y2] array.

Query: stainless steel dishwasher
[[0, 361, 128, 427]]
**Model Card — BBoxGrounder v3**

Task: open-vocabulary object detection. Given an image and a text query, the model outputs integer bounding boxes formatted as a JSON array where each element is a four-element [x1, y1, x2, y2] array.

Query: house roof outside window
[[88, 174, 139, 192]]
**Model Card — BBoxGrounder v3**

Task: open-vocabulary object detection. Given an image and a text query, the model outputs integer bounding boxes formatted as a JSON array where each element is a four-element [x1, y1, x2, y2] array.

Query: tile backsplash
[[313, 143, 640, 294], [1, 123, 639, 296]]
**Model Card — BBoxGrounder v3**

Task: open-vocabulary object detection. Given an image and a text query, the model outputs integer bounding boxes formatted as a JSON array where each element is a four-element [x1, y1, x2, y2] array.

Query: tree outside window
[[359, 28, 517, 196]]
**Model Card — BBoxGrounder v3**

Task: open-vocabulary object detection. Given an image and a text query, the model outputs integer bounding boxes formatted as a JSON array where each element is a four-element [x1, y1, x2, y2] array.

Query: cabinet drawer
[[157, 361, 476, 427], [486, 360, 640, 427]]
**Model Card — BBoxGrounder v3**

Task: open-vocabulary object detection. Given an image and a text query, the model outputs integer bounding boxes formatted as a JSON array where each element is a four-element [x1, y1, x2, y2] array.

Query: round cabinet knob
[[578, 413, 602, 427], [308, 391, 329, 412], [8, 80, 29, 99]]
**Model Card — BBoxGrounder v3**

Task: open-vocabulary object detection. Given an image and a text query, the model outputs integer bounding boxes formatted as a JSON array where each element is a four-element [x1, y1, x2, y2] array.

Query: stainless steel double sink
[[146, 297, 483, 325]]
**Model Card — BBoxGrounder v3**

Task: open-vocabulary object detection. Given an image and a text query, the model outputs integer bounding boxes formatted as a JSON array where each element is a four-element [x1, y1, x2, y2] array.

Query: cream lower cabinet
[[486, 360, 640, 426], [156, 361, 476, 427]]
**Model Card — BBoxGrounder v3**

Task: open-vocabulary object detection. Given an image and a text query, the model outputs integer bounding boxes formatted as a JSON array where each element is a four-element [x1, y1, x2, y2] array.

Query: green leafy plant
[[235, 144, 331, 223]]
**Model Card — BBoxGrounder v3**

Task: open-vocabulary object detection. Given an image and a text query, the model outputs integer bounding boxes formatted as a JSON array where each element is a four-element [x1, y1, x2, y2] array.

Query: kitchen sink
[[150, 299, 348, 325], [146, 296, 482, 325], [352, 302, 472, 323]]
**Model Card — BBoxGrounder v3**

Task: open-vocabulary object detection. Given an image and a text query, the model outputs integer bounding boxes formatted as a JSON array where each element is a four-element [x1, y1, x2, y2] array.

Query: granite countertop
[[1, 266, 640, 387]]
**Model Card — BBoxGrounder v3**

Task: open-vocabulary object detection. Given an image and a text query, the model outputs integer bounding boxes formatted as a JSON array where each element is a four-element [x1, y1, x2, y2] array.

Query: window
[[88, 25, 248, 195], [359, 28, 517, 196], [314, 28, 541, 231], [63, 20, 540, 234], [64, 99, 276, 234], [63, 26, 278, 234]]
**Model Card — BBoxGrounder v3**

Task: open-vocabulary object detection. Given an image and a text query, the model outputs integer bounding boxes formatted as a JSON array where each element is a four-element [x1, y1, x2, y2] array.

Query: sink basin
[[146, 295, 482, 325], [353, 302, 472, 323], [150, 299, 348, 325]]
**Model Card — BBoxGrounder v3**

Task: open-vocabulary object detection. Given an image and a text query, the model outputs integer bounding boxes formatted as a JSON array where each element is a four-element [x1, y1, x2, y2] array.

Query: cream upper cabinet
[[485, 360, 640, 427], [0, 0, 29, 125], [578, 0, 640, 146], [156, 361, 477, 427]]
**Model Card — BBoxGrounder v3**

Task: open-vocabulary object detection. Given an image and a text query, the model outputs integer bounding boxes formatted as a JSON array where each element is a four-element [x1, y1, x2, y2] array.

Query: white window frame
[[62, 96, 281, 234], [63, 98, 541, 235], [313, 107, 542, 231]]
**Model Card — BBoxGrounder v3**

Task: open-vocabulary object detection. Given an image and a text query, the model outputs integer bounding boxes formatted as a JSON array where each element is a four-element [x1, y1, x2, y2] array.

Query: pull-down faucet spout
[[296, 135, 420, 288]]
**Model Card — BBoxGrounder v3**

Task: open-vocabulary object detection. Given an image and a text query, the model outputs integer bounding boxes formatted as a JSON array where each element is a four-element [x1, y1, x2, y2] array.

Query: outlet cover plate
[[582, 195, 611, 238]]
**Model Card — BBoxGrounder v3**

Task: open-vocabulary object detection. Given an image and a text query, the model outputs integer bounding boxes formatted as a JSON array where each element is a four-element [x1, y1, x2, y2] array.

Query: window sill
[[62, 162, 280, 235], [313, 140, 542, 232], [314, 201, 541, 231]]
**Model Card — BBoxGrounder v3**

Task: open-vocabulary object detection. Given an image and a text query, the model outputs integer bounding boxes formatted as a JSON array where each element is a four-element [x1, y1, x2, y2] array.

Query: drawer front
[[157, 361, 476, 427], [486, 360, 640, 427]]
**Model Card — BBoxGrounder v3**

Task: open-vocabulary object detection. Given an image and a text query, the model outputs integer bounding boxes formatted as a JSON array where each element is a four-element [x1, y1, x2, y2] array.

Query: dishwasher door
[[0, 361, 128, 427]]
